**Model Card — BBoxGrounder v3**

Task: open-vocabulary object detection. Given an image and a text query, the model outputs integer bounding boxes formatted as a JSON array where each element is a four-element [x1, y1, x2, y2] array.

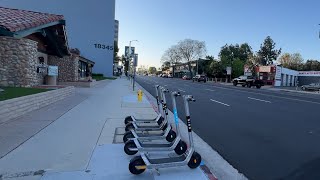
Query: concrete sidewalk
[[0, 77, 218, 180]]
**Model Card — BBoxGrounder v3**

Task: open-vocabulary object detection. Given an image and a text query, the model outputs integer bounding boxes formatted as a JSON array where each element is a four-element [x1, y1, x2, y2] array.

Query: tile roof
[[0, 6, 64, 32]]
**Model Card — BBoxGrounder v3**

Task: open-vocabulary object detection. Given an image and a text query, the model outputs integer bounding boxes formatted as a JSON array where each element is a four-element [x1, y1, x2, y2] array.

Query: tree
[[161, 61, 171, 71], [161, 45, 182, 76], [303, 60, 320, 71], [219, 43, 252, 68], [148, 67, 157, 74], [257, 36, 281, 65], [209, 60, 224, 78], [245, 54, 261, 77], [278, 53, 304, 70], [176, 39, 207, 77], [232, 58, 245, 78]]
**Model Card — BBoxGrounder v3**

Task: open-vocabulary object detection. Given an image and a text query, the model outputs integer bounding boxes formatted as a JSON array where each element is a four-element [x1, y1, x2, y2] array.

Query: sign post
[[226, 66, 232, 83], [133, 54, 138, 91]]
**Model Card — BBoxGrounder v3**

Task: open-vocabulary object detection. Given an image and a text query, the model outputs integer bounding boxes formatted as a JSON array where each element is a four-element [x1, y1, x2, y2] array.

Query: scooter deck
[[135, 131, 165, 137], [148, 154, 186, 164], [139, 140, 174, 148]]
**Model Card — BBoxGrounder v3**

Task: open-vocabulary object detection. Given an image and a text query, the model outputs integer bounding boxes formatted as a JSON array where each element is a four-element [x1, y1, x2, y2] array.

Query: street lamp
[[128, 40, 138, 91]]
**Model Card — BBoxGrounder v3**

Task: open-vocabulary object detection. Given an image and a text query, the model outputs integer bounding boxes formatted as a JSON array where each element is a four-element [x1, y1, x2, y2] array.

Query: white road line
[[248, 97, 271, 103], [210, 99, 230, 107], [178, 89, 186, 93], [205, 89, 215, 92]]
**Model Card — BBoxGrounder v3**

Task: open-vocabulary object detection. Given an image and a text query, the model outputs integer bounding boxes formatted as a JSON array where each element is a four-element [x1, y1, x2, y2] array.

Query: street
[[135, 75, 320, 180]]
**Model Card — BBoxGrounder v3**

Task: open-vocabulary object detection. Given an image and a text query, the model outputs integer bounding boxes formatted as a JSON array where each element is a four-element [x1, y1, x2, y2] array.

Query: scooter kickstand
[[154, 168, 160, 176]]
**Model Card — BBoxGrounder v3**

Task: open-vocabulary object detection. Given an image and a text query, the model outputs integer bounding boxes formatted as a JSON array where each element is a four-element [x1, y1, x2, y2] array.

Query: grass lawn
[[92, 76, 117, 81], [0, 87, 50, 101]]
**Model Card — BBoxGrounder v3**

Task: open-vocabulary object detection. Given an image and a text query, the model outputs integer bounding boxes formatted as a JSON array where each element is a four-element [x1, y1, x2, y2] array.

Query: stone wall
[[48, 54, 79, 82], [0, 36, 44, 87], [0, 86, 75, 124]]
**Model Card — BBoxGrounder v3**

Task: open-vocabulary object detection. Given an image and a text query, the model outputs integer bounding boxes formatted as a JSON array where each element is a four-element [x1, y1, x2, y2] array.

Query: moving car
[[192, 75, 206, 82], [182, 75, 191, 80], [301, 83, 320, 91], [233, 75, 264, 89]]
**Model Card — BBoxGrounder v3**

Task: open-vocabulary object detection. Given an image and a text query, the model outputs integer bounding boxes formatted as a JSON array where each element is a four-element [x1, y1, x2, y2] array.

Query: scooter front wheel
[[188, 152, 201, 169], [129, 156, 146, 175]]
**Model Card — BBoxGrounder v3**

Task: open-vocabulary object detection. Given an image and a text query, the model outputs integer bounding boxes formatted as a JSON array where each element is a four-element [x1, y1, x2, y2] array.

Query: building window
[[38, 57, 45, 64]]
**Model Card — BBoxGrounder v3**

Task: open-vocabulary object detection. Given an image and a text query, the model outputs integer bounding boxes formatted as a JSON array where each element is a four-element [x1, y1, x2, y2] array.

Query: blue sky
[[116, 0, 320, 68]]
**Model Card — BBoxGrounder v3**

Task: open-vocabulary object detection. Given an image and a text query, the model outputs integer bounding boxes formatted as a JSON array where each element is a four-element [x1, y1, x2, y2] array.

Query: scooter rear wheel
[[124, 140, 138, 155], [174, 140, 187, 155], [125, 122, 135, 132], [165, 130, 176, 142], [129, 156, 146, 174], [188, 152, 202, 169], [123, 131, 134, 143], [124, 116, 133, 125]]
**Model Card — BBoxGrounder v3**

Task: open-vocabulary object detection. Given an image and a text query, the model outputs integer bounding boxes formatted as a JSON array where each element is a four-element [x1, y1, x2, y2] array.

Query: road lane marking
[[248, 97, 271, 103], [210, 99, 230, 107], [178, 89, 186, 93], [211, 85, 320, 105], [205, 89, 215, 92]]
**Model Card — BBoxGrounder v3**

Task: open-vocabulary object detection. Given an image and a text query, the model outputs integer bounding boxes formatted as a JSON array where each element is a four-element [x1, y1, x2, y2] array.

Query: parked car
[[192, 75, 206, 82], [168, 74, 173, 78], [182, 75, 191, 80], [232, 75, 264, 89], [301, 83, 320, 91], [162, 74, 168, 78]]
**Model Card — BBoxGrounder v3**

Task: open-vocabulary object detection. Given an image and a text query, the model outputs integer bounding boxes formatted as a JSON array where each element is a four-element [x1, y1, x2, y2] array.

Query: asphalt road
[[135, 75, 320, 180]]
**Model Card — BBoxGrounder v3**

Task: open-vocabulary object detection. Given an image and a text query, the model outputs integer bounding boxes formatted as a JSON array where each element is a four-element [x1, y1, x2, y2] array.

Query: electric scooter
[[123, 87, 176, 143], [124, 85, 164, 125], [125, 87, 171, 132], [128, 95, 202, 175], [123, 91, 187, 156]]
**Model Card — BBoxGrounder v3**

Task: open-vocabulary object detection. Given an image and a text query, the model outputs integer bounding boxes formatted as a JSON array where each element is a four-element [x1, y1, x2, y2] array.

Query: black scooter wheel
[[124, 140, 138, 155], [129, 156, 146, 174], [125, 122, 135, 132], [123, 131, 134, 143], [157, 116, 164, 125], [174, 140, 187, 155], [124, 116, 133, 125], [188, 152, 202, 169], [165, 130, 176, 142]]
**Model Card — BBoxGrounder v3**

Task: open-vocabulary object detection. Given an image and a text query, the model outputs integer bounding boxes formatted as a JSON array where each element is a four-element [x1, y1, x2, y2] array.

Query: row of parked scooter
[[123, 85, 202, 175]]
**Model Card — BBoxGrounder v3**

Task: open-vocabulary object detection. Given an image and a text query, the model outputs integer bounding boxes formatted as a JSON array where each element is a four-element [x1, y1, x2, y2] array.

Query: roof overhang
[[0, 20, 65, 38]]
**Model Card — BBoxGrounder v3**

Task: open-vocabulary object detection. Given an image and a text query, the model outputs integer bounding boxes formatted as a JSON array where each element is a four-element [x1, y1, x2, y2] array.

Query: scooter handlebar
[[185, 95, 196, 102], [172, 91, 181, 97]]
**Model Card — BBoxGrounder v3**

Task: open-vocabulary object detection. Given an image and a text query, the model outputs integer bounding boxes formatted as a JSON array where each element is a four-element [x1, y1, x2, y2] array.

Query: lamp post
[[128, 40, 138, 91]]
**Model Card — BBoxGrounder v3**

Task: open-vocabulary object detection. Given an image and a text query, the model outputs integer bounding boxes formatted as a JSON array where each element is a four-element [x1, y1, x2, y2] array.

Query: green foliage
[[0, 87, 50, 101], [232, 58, 245, 78], [209, 60, 224, 77], [278, 53, 304, 70], [148, 67, 157, 74], [219, 43, 253, 70], [257, 36, 281, 65], [302, 60, 320, 71]]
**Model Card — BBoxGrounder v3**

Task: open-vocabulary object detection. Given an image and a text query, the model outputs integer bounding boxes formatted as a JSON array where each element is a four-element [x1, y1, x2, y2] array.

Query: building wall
[[48, 54, 79, 82], [1, 0, 116, 77], [0, 36, 44, 87], [274, 66, 299, 87]]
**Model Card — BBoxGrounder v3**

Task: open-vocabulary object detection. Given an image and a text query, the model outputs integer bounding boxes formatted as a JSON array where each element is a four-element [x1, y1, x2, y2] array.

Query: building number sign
[[94, 44, 113, 50]]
